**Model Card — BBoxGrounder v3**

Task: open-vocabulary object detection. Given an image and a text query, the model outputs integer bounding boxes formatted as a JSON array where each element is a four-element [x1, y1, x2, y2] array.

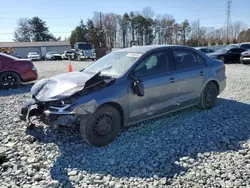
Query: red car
[[0, 53, 38, 89]]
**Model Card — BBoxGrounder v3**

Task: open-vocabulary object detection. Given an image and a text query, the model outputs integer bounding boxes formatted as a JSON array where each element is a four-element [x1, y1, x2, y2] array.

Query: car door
[[170, 47, 207, 108], [227, 48, 246, 62], [128, 50, 177, 123]]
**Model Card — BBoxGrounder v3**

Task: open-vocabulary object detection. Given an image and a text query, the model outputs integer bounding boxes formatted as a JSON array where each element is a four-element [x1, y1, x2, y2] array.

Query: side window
[[135, 51, 167, 77], [230, 48, 243, 53], [173, 49, 205, 69]]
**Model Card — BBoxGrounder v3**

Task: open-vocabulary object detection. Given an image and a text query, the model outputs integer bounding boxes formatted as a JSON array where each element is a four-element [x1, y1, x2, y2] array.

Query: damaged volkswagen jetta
[[19, 45, 226, 147]]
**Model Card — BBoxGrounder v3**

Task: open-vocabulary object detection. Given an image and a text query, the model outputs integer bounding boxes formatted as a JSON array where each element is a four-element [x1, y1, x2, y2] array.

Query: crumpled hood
[[31, 71, 97, 102]]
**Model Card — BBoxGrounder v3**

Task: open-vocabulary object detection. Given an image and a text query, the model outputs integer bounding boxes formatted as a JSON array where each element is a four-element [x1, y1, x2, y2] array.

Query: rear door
[[128, 49, 177, 123], [170, 47, 207, 108]]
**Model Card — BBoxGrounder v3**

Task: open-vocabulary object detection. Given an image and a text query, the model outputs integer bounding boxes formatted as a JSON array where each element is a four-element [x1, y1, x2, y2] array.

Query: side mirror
[[129, 71, 144, 97], [228, 51, 232, 54]]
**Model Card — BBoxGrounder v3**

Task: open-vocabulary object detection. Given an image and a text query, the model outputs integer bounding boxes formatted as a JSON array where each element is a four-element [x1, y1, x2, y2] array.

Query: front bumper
[[240, 56, 250, 63], [80, 55, 96, 59], [19, 99, 78, 127], [52, 56, 63, 60], [29, 57, 41, 61]]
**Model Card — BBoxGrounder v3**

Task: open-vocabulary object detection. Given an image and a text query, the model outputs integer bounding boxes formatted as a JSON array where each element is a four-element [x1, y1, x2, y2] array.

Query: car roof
[[114, 45, 194, 54]]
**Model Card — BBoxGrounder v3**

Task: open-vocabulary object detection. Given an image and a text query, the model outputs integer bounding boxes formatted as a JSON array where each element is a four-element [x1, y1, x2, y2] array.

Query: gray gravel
[[1, 61, 250, 188]]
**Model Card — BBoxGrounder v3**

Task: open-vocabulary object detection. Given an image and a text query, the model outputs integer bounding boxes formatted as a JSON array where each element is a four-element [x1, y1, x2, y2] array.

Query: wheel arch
[[0, 70, 22, 81], [99, 102, 125, 127], [201, 79, 220, 96]]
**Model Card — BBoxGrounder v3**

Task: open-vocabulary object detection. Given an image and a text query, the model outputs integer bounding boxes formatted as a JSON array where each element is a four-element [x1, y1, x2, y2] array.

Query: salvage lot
[[0, 61, 250, 188]]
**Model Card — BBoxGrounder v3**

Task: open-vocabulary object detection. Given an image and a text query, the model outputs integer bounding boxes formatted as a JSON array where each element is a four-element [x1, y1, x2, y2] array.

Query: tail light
[[28, 61, 37, 72]]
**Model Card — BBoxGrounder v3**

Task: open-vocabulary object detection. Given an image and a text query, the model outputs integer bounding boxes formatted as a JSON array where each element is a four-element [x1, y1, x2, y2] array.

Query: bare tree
[[103, 13, 119, 49], [230, 21, 247, 42], [142, 7, 155, 18], [13, 18, 31, 42]]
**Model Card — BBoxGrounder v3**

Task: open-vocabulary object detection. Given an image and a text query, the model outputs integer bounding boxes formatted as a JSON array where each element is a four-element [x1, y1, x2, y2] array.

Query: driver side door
[[227, 48, 246, 62], [128, 50, 177, 124]]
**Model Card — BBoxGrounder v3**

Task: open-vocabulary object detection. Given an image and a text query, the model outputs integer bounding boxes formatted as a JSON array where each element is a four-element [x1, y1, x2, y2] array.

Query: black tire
[[198, 82, 218, 110], [0, 72, 21, 89], [80, 105, 122, 147]]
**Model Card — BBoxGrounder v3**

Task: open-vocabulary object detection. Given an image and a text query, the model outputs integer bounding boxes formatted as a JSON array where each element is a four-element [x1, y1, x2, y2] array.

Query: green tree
[[28, 16, 56, 41], [120, 13, 130, 48], [180, 19, 191, 45]]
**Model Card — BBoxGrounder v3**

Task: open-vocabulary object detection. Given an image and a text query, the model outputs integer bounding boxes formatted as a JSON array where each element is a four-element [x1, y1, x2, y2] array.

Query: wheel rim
[[1, 74, 18, 87], [94, 114, 114, 137], [204, 88, 215, 104]]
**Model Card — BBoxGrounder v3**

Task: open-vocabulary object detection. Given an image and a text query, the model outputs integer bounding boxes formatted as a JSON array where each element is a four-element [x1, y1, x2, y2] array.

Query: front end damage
[[19, 71, 115, 129]]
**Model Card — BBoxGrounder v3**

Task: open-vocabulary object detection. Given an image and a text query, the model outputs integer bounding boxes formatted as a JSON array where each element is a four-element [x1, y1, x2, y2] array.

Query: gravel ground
[[0, 62, 250, 188]]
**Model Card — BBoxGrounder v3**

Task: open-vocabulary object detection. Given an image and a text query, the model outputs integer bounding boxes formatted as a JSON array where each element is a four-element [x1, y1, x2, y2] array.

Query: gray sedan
[[20, 45, 227, 147]]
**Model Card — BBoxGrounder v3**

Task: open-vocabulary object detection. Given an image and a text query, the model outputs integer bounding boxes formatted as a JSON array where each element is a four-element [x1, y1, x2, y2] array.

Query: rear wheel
[[80, 105, 122, 147], [0, 72, 21, 89], [198, 82, 218, 110]]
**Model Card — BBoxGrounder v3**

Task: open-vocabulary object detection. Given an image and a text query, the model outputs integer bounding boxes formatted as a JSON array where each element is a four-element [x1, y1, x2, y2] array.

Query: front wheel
[[80, 105, 122, 147], [198, 82, 218, 110]]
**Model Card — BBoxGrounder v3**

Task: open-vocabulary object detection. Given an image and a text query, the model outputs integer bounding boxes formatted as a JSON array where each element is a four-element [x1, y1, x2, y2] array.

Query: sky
[[0, 0, 249, 42]]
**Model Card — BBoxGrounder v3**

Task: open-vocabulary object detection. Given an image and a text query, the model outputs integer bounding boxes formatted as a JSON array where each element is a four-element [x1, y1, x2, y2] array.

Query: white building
[[0, 41, 71, 58]]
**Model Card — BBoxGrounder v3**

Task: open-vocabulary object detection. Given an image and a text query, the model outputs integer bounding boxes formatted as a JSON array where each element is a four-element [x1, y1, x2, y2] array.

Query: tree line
[[13, 17, 60, 42], [13, 7, 250, 48]]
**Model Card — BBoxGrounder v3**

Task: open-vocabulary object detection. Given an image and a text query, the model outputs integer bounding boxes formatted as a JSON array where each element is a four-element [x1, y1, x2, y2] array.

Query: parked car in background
[[27, 52, 41, 61], [195, 47, 215, 54], [61, 50, 75, 60], [239, 42, 250, 50], [20, 45, 226, 147], [208, 47, 247, 63], [45, 52, 63, 60], [0, 53, 38, 89], [240, 50, 250, 64], [225, 44, 240, 50]]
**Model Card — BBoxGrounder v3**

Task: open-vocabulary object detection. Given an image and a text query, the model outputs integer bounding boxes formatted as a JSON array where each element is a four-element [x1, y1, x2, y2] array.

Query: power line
[[225, 0, 232, 42]]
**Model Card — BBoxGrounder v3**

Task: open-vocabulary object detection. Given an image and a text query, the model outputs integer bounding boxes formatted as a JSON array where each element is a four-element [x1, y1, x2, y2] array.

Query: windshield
[[29, 52, 38, 55], [215, 48, 228, 54], [84, 51, 142, 77], [0, 53, 19, 60], [77, 43, 93, 50]]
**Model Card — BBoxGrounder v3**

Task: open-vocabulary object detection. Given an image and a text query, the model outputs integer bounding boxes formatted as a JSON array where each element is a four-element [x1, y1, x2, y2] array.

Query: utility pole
[[225, 0, 232, 44], [197, 18, 200, 47], [100, 12, 102, 30]]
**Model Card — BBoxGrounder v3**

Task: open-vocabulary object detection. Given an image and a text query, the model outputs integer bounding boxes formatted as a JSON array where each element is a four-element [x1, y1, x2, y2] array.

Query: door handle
[[170, 77, 176, 83], [200, 71, 204, 76]]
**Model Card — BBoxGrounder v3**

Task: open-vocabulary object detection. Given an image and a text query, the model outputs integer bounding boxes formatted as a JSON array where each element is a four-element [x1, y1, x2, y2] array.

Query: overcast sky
[[0, 0, 249, 42]]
